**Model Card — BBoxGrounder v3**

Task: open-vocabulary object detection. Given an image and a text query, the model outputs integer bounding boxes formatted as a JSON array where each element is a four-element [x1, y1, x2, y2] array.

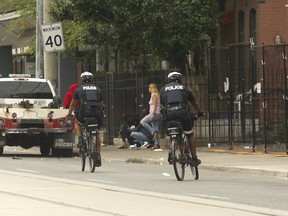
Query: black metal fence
[[208, 42, 288, 153], [95, 68, 209, 146], [93, 42, 288, 153]]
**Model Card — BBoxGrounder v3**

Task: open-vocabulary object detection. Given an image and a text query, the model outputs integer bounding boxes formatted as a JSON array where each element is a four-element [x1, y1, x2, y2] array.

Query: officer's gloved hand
[[197, 111, 205, 118]]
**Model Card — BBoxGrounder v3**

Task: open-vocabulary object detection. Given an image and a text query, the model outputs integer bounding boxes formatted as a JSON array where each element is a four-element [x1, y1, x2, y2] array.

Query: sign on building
[[41, 23, 65, 52]]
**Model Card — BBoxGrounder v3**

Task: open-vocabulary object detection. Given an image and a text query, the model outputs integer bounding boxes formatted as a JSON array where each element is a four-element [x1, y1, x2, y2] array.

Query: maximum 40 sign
[[41, 23, 65, 52]]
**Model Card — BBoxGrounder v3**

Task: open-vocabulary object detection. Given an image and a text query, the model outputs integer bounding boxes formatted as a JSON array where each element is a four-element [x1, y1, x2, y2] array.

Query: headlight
[[0, 119, 5, 126]]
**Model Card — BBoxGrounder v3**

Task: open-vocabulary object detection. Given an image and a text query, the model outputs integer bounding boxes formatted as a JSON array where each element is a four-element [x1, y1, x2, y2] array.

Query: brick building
[[209, 0, 288, 149], [217, 0, 288, 45]]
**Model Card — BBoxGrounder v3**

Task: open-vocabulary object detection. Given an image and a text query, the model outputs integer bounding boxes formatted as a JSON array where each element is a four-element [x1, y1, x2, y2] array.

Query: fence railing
[[208, 42, 288, 153], [93, 43, 288, 153]]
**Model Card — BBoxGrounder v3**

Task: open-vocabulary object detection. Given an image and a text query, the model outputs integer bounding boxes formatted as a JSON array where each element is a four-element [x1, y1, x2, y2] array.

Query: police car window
[[0, 81, 53, 99]]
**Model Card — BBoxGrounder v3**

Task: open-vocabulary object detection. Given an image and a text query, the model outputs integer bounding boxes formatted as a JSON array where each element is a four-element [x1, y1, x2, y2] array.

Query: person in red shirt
[[63, 83, 78, 108]]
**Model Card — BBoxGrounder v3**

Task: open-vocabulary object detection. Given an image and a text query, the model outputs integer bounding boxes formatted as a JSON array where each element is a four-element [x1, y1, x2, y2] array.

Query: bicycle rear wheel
[[88, 155, 95, 172], [190, 165, 199, 180], [88, 135, 97, 173], [171, 138, 185, 181], [80, 149, 86, 172], [184, 138, 199, 180]]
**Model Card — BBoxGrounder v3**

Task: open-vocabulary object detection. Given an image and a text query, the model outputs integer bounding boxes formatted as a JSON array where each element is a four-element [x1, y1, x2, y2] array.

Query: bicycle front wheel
[[171, 138, 185, 181]]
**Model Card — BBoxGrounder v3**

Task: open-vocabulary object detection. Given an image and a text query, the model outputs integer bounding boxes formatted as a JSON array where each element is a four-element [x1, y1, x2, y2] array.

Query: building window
[[219, 0, 226, 11], [249, 9, 257, 42], [238, 11, 245, 43], [238, 11, 245, 91]]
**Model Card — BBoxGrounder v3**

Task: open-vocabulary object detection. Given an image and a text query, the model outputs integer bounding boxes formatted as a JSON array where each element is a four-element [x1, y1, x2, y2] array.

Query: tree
[[0, 0, 36, 32], [51, 0, 217, 73], [2, 0, 217, 73]]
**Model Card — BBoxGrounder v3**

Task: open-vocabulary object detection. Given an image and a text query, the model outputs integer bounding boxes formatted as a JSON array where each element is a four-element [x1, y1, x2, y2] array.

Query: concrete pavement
[[0, 143, 287, 216], [100, 141, 288, 178]]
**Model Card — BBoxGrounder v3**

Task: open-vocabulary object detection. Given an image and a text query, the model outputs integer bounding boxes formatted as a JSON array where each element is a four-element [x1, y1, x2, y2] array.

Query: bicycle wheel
[[190, 164, 199, 180], [171, 138, 185, 181], [88, 135, 97, 173], [88, 155, 95, 172], [80, 149, 86, 172], [183, 137, 199, 180]]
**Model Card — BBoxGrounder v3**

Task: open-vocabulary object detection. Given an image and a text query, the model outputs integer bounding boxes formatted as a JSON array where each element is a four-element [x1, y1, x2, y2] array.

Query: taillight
[[11, 113, 17, 123], [47, 112, 53, 122], [58, 119, 65, 126], [65, 117, 73, 127]]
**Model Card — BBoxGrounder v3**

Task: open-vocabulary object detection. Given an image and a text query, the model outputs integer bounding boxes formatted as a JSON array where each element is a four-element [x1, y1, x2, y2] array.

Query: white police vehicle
[[0, 74, 74, 157]]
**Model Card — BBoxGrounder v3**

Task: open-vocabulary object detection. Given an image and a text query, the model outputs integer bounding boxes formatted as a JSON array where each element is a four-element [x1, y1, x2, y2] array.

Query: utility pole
[[43, 0, 58, 92], [35, 0, 43, 78]]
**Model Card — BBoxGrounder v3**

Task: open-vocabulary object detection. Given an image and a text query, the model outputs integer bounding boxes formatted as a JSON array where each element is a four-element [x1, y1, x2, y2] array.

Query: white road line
[[87, 179, 116, 184], [16, 169, 38, 173], [189, 193, 230, 200]]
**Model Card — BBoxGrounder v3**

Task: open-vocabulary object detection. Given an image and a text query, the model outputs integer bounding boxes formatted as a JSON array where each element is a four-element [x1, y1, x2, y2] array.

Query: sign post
[[41, 22, 65, 96]]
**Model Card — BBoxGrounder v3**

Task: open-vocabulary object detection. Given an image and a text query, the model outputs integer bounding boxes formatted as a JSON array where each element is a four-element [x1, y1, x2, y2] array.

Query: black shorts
[[165, 109, 194, 134], [75, 110, 103, 127]]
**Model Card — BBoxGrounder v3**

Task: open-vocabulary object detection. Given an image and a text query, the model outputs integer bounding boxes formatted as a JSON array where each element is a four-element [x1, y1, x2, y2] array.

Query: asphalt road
[[0, 151, 287, 215]]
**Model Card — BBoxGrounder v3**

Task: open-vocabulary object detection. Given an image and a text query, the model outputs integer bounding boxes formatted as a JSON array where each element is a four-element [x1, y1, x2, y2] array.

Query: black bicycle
[[167, 120, 199, 181], [80, 117, 100, 172]]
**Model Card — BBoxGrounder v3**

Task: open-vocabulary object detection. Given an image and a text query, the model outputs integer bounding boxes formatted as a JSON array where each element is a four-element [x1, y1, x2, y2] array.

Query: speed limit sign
[[41, 23, 65, 52]]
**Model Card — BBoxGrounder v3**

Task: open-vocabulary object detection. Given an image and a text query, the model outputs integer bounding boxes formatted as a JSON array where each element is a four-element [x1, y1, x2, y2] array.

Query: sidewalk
[[99, 143, 288, 178]]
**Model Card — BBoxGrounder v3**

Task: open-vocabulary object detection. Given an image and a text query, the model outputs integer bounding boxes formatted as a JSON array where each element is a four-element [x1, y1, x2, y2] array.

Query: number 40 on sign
[[41, 23, 65, 52]]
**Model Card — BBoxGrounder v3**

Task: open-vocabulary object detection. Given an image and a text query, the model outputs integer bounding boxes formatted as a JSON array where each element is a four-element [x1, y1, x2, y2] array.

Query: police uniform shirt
[[73, 84, 102, 101], [160, 81, 195, 106]]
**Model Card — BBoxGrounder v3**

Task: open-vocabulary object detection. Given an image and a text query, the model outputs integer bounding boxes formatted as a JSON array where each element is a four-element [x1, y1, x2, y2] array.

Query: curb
[[200, 165, 288, 178], [124, 157, 288, 178]]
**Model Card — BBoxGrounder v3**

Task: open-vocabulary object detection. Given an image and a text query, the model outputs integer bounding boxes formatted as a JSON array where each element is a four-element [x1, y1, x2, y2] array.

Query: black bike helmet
[[80, 71, 93, 82], [167, 71, 182, 82]]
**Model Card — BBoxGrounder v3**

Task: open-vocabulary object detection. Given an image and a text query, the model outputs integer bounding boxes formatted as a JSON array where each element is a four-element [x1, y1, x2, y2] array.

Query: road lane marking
[[16, 169, 38, 173], [189, 193, 230, 200], [87, 179, 116, 184]]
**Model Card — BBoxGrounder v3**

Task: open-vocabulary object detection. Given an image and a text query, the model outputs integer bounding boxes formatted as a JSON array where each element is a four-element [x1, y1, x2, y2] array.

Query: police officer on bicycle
[[67, 71, 105, 167], [160, 71, 204, 166]]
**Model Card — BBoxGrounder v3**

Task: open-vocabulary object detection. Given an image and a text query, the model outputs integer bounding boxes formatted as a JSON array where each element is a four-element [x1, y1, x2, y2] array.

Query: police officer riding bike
[[160, 71, 204, 167], [67, 71, 105, 168]]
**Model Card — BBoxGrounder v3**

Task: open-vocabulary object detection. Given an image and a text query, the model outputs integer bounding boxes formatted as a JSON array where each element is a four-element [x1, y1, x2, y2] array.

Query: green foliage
[[50, 0, 217, 72], [1, 0, 36, 54], [2, 0, 218, 72], [1, 0, 36, 32]]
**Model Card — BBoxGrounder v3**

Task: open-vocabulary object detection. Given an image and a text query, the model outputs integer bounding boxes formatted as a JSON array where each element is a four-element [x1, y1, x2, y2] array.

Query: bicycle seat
[[83, 117, 99, 131], [167, 120, 183, 135]]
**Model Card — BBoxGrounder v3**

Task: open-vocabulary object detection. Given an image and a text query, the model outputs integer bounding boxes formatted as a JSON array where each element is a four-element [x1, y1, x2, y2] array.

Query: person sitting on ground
[[129, 109, 153, 147], [118, 112, 134, 149], [129, 123, 153, 147]]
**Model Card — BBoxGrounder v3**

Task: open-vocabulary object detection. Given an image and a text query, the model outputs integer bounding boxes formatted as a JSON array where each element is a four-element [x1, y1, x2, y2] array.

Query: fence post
[[250, 38, 257, 152], [207, 46, 212, 144], [261, 45, 267, 153], [226, 44, 234, 150], [283, 45, 288, 154]]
